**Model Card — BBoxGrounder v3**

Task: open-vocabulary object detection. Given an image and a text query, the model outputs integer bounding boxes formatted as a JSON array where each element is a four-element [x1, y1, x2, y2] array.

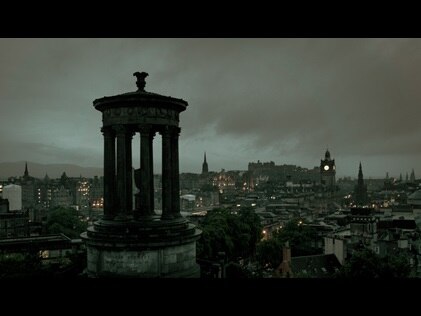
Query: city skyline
[[0, 159, 411, 180], [0, 38, 420, 178]]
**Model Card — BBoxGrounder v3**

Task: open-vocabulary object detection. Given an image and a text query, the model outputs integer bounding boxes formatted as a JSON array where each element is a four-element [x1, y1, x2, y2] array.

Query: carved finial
[[133, 71, 149, 92]]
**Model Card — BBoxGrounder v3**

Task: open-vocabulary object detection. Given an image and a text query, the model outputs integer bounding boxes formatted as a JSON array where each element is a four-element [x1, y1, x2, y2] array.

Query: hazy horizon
[[0, 160, 405, 181]]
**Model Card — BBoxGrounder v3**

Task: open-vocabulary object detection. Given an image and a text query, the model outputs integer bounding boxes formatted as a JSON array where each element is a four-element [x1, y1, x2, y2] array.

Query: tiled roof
[[377, 219, 416, 230], [408, 190, 421, 200]]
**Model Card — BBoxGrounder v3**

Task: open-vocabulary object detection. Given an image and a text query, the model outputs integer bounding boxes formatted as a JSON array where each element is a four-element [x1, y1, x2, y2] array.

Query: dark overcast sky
[[0, 38, 420, 178]]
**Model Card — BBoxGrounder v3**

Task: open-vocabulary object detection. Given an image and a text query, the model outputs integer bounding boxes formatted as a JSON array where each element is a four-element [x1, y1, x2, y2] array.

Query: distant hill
[[0, 161, 103, 179]]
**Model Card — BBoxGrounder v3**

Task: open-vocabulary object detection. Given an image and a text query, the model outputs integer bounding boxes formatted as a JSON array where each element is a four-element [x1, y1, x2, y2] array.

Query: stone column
[[101, 126, 116, 220], [161, 126, 172, 219], [139, 125, 155, 217], [149, 130, 155, 212], [115, 125, 134, 219], [171, 126, 181, 217], [126, 129, 134, 215]]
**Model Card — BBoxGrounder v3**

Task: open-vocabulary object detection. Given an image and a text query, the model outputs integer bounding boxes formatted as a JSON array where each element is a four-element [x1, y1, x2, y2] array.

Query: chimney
[[281, 241, 292, 277]]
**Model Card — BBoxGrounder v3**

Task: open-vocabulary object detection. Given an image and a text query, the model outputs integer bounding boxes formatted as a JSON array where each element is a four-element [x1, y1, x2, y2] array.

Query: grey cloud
[[0, 38, 420, 177], [0, 140, 101, 166]]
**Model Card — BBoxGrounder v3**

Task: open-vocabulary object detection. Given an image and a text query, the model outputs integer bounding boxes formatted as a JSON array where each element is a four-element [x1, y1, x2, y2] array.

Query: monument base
[[81, 216, 202, 278], [84, 241, 200, 278]]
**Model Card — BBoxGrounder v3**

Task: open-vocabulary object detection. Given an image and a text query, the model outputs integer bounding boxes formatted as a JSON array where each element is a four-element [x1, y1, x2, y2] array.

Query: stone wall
[[87, 241, 199, 277]]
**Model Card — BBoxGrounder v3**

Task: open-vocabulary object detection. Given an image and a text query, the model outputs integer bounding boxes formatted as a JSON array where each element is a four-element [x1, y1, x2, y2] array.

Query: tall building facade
[[320, 149, 336, 192], [2, 184, 22, 211]]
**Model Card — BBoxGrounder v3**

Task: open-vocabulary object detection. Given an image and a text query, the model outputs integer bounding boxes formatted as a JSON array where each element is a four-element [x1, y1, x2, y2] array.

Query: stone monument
[[81, 72, 202, 277]]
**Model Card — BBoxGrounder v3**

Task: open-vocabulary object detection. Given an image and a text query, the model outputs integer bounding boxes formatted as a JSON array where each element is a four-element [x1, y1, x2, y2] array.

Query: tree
[[46, 207, 88, 238], [255, 219, 320, 269], [197, 207, 262, 261], [238, 207, 263, 257], [256, 238, 284, 268], [0, 252, 42, 279], [226, 207, 262, 259], [274, 219, 319, 256], [379, 252, 412, 278], [225, 262, 251, 278], [335, 248, 411, 278], [196, 208, 234, 260]]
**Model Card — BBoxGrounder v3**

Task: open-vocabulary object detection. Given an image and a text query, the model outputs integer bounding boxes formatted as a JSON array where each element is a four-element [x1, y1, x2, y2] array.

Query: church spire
[[202, 151, 208, 174], [410, 168, 416, 182], [24, 161, 29, 177], [355, 162, 368, 206], [358, 162, 364, 185], [325, 148, 331, 160]]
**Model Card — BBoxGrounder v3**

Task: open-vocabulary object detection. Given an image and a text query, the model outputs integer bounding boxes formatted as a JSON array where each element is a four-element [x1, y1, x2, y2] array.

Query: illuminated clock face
[[324, 165, 330, 171], [333, 165, 336, 170]]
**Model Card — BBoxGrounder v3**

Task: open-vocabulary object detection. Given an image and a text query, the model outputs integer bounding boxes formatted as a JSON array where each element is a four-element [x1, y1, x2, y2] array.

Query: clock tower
[[320, 149, 336, 191]]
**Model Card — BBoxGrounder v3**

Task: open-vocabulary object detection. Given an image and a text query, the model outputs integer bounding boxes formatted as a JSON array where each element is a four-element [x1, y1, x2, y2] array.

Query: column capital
[[101, 126, 115, 136], [138, 124, 156, 137], [113, 124, 126, 135], [113, 124, 135, 137], [159, 125, 180, 137]]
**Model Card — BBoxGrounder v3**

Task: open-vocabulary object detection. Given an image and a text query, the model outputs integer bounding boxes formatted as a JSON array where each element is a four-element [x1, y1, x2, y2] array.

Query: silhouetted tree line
[[335, 248, 411, 278], [196, 207, 262, 262], [46, 206, 88, 238], [0, 251, 86, 279], [0, 206, 88, 278]]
